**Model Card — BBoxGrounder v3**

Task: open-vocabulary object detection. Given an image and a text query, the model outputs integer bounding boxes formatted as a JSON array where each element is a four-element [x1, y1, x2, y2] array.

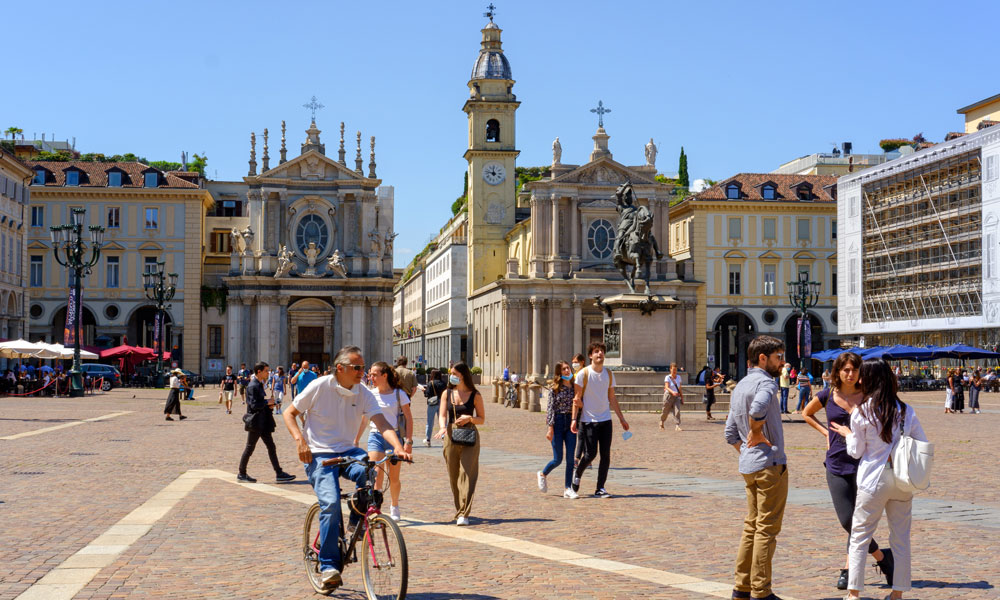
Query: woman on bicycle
[[802, 352, 892, 591], [433, 362, 485, 525], [359, 361, 413, 522], [537, 360, 577, 497]]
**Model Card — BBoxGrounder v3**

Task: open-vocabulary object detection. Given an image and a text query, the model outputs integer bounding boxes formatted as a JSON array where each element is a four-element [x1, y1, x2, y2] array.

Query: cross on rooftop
[[303, 96, 325, 121], [484, 3, 496, 22], [590, 100, 611, 128]]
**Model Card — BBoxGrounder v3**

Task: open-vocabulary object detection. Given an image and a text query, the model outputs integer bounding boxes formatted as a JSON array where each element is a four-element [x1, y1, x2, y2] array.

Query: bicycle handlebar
[[321, 454, 412, 467]]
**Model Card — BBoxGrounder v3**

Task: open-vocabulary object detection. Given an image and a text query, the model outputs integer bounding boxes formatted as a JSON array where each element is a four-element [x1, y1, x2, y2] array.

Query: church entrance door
[[297, 327, 326, 368], [287, 297, 335, 371]]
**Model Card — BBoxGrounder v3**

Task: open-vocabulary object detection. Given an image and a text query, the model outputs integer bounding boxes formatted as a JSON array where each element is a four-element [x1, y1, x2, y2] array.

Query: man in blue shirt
[[291, 360, 318, 395], [724, 335, 787, 600], [237, 363, 251, 404]]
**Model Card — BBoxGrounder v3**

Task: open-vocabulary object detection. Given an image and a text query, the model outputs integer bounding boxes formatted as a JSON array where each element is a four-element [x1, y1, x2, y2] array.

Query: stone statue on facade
[[368, 227, 382, 257], [612, 181, 663, 296], [383, 230, 398, 256], [303, 242, 320, 277], [327, 249, 348, 278], [645, 138, 657, 167], [240, 225, 254, 251], [229, 227, 242, 254], [274, 245, 296, 278], [552, 137, 562, 164]]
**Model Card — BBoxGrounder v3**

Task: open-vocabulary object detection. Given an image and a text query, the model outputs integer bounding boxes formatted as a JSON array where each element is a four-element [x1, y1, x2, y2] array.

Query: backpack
[[892, 405, 934, 493]]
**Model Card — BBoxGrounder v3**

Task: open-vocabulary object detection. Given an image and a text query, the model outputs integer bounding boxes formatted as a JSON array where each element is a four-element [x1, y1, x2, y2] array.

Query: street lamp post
[[786, 270, 821, 376], [50, 208, 104, 398], [143, 261, 177, 388]]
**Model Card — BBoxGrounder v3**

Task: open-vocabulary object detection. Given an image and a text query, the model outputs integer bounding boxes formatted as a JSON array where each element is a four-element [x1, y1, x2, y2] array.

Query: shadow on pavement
[[912, 579, 993, 590], [409, 594, 502, 599], [467, 517, 553, 525], [0, 417, 78, 423], [608, 492, 690, 499]]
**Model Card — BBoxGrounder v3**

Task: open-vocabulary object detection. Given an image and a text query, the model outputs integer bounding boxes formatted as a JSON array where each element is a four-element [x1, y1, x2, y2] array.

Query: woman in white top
[[830, 358, 928, 600], [356, 361, 413, 522]]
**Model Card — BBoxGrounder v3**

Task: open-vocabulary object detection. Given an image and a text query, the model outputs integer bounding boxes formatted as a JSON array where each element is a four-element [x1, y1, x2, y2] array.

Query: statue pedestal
[[258, 254, 276, 276], [229, 253, 241, 276], [241, 250, 256, 276], [598, 293, 679, 368]]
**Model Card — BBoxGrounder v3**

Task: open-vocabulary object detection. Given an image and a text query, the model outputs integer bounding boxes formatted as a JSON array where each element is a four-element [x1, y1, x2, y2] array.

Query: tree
[[189, 153, 208, 175], [5, 126, 23, 140], [677, 146, 689, 188], [147, 160, 182, 171]]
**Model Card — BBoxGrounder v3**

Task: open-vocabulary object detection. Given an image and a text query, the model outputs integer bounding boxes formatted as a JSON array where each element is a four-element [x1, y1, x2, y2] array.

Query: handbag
[[242, 410, 255, 430], [394, 389, 407, 442], [891, 406, 934, 493], [449, 390, 478, 446]]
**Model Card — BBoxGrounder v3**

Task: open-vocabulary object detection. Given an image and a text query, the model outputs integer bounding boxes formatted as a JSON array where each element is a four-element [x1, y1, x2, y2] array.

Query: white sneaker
[[563, 488, 579, 499], [388, 505, 401, 521], [537, 471, 548, 493], [320, 568, 342, 588], [456, 516, 470, 526]]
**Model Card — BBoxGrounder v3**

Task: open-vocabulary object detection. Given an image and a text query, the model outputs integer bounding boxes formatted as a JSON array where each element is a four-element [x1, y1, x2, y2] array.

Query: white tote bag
[[892, 406, 934, 493]]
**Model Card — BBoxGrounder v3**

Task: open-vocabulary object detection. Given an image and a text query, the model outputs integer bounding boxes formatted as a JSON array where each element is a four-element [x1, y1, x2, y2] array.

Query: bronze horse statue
[[612, 182, 662, 296]]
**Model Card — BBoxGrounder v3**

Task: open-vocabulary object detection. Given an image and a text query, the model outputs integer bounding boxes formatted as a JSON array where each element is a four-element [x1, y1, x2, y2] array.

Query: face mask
[[571, 362, 580, 371], [561, 374, 572, 381], [448, 374, 461, 386]]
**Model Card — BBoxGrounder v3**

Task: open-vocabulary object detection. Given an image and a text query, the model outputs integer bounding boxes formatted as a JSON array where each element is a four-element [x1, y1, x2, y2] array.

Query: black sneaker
[[594, 488, 612, 498], [276, 471, 296, 483], [179, 415, 187, 420], [731, 591, 750, 599], [875, 548, 894, 587], [237, 473, 257, 483], [837, 568, 849, 590]]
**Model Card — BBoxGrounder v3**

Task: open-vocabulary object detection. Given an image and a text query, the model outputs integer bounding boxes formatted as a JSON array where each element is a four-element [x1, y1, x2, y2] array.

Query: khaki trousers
[[660, 392, 681, 426], [443, 425, 480, 519], [848, 468, 913, 592], [734, 464, 788, 598]]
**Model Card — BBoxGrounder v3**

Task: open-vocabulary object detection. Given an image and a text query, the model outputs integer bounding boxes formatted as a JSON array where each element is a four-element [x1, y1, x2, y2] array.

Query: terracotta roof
[[692, 173, 839, 202], [24, 160, 199, 189], [978, 119, 1000, 130], [944, 132, 967, 141]]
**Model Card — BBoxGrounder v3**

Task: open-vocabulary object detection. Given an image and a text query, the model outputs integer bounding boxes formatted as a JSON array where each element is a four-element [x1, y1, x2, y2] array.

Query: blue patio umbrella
[[38, 365, 54, 373], [879, 345, 936, 361], [928, 344, 1000, 361]]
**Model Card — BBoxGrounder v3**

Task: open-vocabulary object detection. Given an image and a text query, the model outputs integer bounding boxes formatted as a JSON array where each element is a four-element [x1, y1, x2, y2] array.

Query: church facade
[[202, 119, 396, 376]]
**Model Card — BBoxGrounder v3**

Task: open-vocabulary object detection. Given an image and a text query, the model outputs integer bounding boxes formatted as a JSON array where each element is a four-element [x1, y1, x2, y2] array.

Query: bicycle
[[504, 382, 517, 408], [303, 454, 410, 599]]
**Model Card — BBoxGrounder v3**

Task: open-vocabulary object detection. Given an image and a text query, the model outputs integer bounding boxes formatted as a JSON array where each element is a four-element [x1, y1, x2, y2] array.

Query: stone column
[[227, 293, 242, 366], [684, 300, 697, 378], [278, 295, 290, 367], [256, 295, 279, 366], [330, 296, 343, 355], [529, 197, 545, 277], [352, 298, 365, 358], [241, 296, 255, 364], [572, 297, 583, 356], [549, 194, 560, 276], [518, 299, 530, 376], [673, 305, 684, 367], [570, 197, 580, 272], [530, 297, 543, 380], [381, 297, 393, 367]]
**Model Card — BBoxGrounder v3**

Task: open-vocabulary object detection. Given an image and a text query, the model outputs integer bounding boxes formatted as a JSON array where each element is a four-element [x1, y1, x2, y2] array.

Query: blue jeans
[[305, 447, 369, 571], [425, 402, 439, 441], [542, 413, 577, 489], [779, 387, 789, 413]]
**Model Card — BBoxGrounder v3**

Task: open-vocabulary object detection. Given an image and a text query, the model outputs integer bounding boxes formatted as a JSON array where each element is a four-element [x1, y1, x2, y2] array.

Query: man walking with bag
[[724, 335, 787, 600], [238, 361, 297, 485]]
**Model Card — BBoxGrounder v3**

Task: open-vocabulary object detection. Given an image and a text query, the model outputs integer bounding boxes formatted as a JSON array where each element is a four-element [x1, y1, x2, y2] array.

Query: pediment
[[793, 250, 817, 260], [758, 250, 781, 260], [138, 241, 164, 251], [101, 241, 127, 251], [724, 250, 747, 259], [27, 240, 49, 250], [577, 198, 618, 209], [549, 157, 656, 186], [257, 151, 368, 182]]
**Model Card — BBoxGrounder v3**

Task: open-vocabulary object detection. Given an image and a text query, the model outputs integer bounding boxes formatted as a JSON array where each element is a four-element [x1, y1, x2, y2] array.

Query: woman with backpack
[[357, 361, 413, 522], [830, 358, 929, 600]]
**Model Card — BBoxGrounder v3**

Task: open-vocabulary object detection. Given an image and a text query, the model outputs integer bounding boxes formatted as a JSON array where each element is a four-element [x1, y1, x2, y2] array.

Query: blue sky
[[5, 0, 995, 267]]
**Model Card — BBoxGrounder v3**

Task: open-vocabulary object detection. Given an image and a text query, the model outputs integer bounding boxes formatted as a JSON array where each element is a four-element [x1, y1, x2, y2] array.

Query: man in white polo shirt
[[569, 342, 629, 499], [283, 345, 412, 590]]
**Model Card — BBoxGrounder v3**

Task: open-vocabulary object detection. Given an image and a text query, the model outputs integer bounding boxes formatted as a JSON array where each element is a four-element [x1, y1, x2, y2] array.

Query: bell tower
[[463, 8, 519, 294]]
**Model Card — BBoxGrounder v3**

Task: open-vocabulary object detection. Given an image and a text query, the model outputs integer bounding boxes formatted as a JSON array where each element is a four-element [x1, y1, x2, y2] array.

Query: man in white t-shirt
[[282, 345, 412, 590], [661, 362, 684, 431], [569, 342, 629, 499]]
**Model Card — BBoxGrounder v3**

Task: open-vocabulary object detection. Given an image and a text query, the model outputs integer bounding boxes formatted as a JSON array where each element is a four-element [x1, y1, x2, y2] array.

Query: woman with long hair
[[433, 362, 486, 525], [357, 361, 413, 522], [830, 358, 928, 600], [802, 352, 891, 591], [537, 361, 577, 497], [969, 369, 982, 414], [952, 369, 966, 413], [944, 368, 955, 413]]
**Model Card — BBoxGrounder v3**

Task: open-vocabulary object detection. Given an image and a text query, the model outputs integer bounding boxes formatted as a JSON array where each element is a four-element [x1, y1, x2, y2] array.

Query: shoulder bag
[[395, 388, 408, 442], [891, 406, 934, 493], [449, 390, 478, 446]]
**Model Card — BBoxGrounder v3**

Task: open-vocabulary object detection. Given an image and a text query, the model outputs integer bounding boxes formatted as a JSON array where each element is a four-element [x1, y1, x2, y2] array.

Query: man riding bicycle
[[283, 345, 413, 590]]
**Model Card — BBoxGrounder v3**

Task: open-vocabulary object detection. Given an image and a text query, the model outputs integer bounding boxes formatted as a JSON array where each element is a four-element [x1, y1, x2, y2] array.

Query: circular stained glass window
[[295, 215, 329, 255], [587, 219, 616, 259]]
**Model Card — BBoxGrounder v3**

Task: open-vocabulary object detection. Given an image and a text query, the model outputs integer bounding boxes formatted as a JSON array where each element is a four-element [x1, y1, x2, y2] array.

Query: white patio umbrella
[[43, 342, 98, 360], [0, 339, 45, 358], [31, 342, 65, 360]]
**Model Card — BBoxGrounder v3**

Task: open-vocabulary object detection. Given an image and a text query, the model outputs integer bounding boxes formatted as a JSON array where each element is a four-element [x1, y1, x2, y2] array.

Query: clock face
[[482, 162, 506, 185]]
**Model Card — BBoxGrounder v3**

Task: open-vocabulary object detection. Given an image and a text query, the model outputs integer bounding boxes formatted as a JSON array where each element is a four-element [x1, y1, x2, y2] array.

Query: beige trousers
[[734, 464, 788, 598], [660, 392, 682, 426], [443, 425, 480, 519], [848, 467, 913, 592]]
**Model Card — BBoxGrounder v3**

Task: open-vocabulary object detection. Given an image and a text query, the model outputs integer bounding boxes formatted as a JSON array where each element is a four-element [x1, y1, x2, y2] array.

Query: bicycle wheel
[[303, 502, 334, 596], [360, 513, 407, 600]]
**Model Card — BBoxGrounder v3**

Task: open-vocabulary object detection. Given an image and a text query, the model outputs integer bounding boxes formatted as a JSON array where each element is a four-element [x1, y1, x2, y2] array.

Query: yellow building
[[0, 151, 32, 340], [26, 161, 213, 367], [957, 92, 1000, 134], [669, 173, 840, 379]]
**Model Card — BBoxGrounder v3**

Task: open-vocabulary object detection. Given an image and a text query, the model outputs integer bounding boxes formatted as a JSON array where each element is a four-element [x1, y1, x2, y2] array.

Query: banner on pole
[[63, 287, 77, 346], [797, 316, 812, 359], [153, 312, 162, 355]]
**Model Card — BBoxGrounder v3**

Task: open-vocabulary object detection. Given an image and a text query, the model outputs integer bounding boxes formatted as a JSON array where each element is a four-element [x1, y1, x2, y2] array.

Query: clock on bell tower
[[463, 10, 519, 294]]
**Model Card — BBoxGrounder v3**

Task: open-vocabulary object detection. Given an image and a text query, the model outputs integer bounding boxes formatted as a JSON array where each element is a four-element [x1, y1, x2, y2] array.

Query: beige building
[[26, 160, 212, 367], [669, 173, 840, 379], [0, 151, 32, 340], [957, 92, 1000, 134]]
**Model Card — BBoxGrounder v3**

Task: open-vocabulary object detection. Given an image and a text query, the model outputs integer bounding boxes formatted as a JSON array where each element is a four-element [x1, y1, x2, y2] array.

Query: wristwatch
[[405, 438, 413, 445]]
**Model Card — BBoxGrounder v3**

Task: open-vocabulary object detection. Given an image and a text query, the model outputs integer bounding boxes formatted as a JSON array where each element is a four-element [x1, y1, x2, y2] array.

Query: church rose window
[[587, 219, 615, 259], [295, 214, 329, 255]]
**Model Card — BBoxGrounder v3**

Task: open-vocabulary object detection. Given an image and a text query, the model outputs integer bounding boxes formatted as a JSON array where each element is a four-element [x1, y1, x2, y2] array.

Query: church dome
[[472, 51, 511, 80]]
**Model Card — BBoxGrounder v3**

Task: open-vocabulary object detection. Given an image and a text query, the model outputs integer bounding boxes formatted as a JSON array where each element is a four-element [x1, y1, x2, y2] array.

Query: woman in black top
[[422, 369, 446, 446], [433, 362, 485, 525], [952, 369, 966, 413], [704, 368, 723, 420], [802, 352, 892, 590], [538, 361, 577, 497]]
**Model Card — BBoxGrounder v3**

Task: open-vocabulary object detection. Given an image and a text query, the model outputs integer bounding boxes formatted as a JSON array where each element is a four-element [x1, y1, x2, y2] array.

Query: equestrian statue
[[612, 181, 663, 296]]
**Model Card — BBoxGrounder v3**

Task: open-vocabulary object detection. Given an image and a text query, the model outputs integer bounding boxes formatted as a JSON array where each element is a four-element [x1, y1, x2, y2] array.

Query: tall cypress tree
[[677, 146, 689, 188]]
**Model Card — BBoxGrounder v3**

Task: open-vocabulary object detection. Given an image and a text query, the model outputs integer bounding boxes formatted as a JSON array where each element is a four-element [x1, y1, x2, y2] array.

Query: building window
[[587, 219, 616, 259], [107, 207, 120, 228], [849, 195, 859, 218], [728, 264, 741, 295], [29, 304, 43, 319], [796, 185, 811, 200], [726, 184, 740, 199], [108, 171, 122, 187], [295, 214, 329, 255], [832, 219, 837, 240], [208, 325, 223, 357], [728, 217, 741, 240], [986, 232, 997, 279], [31, 206, 43, 227], [144, 172, 159, 188], [762, 185, 775, 200], [145, 207, 158, 229], [106, 256, 120, 288], [832, 272, 837, 296], [65, 171, 79, 186], [986, 155, 998, 182], [797, 218, 811, 241], [144, 256, 158, 284], [485, 119, 500, 143], [33, 169, 45, 185], [762, 309, 777, 325], [763, 264, 776, 296], [211, 230, 232, 254], [762, 217, 776, 241], [105, 304, 119, 320], [210, 198, 243, 217], [30, 255, 43, 287]]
